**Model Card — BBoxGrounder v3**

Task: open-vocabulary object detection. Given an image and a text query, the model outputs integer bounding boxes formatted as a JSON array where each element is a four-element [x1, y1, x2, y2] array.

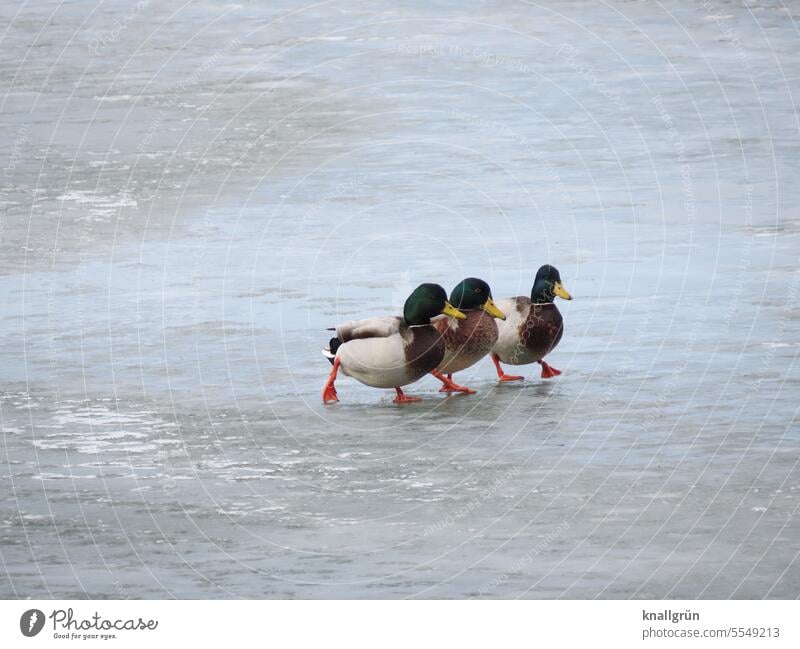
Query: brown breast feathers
[[403, 324, 446, 381], [518, 304, 563, 361], [437, 310, 498, 357]]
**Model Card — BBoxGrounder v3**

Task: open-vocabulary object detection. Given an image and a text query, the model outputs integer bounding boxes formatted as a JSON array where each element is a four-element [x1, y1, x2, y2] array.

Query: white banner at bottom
[[0, 600, 796, 648]]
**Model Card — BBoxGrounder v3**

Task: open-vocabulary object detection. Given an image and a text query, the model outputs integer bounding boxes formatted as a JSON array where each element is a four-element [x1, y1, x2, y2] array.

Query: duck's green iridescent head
[[531, 265, 573, 304], [404, 283, 466, 326], [449, 278, 506, 320]]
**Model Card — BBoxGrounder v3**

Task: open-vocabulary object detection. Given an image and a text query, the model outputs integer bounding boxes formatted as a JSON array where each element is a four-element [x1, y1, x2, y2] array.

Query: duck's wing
[[322, 316, 404, 362], [492, 297, 532, 357], [333, 316, 404, 342], [495, 297, 530, 321]]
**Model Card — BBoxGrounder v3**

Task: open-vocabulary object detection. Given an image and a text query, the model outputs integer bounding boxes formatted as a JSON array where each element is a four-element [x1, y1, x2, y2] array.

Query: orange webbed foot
[[322, 383, 339, 403], [491, 354, 524, 382], [538, 360, 562, 379], [439, 384, 477, 394], [432, 371, 476, 395], [393, 387, 422, 404]]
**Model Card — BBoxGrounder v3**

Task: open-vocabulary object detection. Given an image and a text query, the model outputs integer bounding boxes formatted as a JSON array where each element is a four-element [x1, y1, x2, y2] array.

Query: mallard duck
[[430, 277, 506, 394], [490, 265, 572, 381], [322, 283, 466, 404]]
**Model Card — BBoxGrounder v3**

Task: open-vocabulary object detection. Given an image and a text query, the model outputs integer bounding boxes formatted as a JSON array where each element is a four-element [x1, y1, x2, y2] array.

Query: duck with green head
[[490, 265, 572, 381], [430, 277, 506, 394], [322, 283, 466, 404]]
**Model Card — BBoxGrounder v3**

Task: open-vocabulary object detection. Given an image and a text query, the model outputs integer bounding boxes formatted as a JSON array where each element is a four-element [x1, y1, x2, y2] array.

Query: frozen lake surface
[[1, 0, 799, 598]]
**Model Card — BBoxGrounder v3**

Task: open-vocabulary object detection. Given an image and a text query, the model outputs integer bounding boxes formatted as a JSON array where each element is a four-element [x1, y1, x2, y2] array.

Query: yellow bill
[[481, 297, 506, 320], [442, 301, 467, 320], [553, 281, 573, 300]]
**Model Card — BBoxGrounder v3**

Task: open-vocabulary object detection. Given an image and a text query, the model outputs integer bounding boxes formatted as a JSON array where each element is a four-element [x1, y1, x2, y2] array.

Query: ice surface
[[1, 0, 798, 598]]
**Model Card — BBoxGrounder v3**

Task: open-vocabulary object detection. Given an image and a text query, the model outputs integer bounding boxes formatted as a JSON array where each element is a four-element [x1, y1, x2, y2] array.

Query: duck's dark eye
[[474, 287, 482, 294]]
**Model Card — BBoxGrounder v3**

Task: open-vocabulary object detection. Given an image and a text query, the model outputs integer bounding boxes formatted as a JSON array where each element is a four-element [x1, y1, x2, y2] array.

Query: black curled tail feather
[[322, 337, 342, 365]]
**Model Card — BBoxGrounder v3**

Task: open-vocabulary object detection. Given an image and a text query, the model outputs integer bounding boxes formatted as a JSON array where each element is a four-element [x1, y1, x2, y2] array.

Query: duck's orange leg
[[538, 360, 562, 379], [492, 353, 523, 382], [394, 387, 422, 404], [431, 370, 476, 394], [322, 357, 341, 403]]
